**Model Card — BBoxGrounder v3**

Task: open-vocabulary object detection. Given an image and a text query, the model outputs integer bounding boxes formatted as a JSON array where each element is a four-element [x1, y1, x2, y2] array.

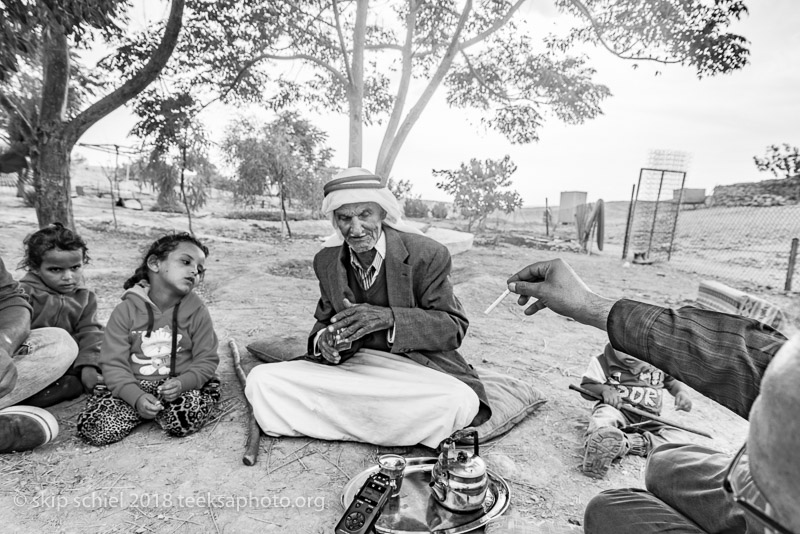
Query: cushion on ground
[[465, 367, 547, 444], [696, 280, 785, 330], [246, 335, 307, 363]]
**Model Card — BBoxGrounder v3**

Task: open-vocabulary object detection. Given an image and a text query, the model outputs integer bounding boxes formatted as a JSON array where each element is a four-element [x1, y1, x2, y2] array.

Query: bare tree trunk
[[279, 181, 292, 239], [106, 171, 118, 231], [347, 0, 368, 168], [33, 21, 73, 228], [180, 141, 193, 235], [15, 168, 27, 198], [33, 137, 75, 228]]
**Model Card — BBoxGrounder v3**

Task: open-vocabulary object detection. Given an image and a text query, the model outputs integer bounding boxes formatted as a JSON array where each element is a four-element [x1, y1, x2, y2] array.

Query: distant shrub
[[224, 210, 309, 221], [212, 176, 238, 193], [431, 202, 448, 219], [150, 202, 185, 214], [404, 198, 429, 218]]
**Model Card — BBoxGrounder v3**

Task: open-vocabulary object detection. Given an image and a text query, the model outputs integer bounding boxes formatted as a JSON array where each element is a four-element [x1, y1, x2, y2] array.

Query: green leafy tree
[[403, 198, 429, 219], [222, 112, 334, 234], [753, 144, 800, 179], [388, 177, 415, 202], [434, 155, 523, 232], [431, 202, 449, 219], [131, 90, 212, 233], [0, 0, 185, 229], [165, 0, 748, 180]]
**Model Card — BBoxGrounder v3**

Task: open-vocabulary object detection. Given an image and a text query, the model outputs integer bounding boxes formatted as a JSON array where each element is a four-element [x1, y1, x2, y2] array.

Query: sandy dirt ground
[[0, 178, 780, 534]]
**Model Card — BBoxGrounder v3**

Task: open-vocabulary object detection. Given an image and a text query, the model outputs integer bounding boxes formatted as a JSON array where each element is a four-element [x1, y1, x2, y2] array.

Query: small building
[[557, 191, 587, 224], [672, 188, 706, 205]]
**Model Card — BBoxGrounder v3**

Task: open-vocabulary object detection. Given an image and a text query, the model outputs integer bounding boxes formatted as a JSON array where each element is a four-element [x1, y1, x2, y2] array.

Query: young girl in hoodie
[[77, 233, 220, 446], [18, 223, 103, 406]]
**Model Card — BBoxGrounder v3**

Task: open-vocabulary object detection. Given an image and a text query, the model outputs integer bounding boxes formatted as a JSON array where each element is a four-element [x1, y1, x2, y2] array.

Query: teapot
[[429, 429, 488, 513]]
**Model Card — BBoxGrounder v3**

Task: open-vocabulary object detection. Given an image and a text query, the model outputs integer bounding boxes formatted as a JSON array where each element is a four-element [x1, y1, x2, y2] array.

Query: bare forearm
[[580, 294, 616, 332]]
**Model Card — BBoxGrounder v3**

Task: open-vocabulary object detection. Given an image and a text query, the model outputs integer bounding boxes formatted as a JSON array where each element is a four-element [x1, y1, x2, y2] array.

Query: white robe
[[245, 349, 479, 447]]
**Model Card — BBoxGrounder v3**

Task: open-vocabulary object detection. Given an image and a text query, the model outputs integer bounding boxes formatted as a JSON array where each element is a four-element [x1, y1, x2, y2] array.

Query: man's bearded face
[[334, 202, 386, 253]]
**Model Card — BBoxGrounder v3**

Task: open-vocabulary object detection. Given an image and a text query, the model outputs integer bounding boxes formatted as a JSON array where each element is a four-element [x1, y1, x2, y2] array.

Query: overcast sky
[[76, 0, 800, 206]]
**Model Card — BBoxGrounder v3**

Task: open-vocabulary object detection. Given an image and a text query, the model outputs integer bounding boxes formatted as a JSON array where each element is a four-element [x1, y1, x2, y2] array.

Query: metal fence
[[625, 169, 687, 263], [669, 203, 800, 291], [487, 196, 800, 293]]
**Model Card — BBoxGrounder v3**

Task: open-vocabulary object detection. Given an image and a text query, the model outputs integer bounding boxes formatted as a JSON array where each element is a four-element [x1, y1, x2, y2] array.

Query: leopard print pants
[[77, 377, 221, 446]]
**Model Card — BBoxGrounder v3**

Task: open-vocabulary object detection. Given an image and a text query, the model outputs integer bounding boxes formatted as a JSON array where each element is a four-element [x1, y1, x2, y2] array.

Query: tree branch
[[0, 89, 34, 139], [284, 0, 338, 32], [567, 0, 687, 64], [363, 43, 405, 52], [377, 0, 473, 176], [198, 51, 294, 111], [332, 0, 353, 85], [65, 0, 186, 144], [369, 1, 526, 61], [376, 0, 419, 170], [233, 51, 347, 86], [461, 51, 511, 102], [457, 0, 527, 51], [323, 1, 527, 65]]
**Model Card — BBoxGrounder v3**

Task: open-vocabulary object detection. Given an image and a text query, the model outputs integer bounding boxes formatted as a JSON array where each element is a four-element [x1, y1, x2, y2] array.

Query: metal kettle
[[429, 429, 489, 513]]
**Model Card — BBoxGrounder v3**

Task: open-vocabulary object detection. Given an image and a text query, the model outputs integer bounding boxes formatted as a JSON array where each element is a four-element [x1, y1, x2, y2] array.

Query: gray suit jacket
[[308, 226, 491, 425]]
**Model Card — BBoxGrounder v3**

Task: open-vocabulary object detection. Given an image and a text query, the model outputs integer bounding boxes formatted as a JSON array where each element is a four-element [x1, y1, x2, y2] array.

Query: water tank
[[557, 191, 588, 224]]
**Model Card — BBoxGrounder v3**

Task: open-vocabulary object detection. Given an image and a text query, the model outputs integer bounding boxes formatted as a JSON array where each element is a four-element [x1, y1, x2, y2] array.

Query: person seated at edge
[[507, 258, 797, 534], [1, 254, 77, 454], [245, 167, 491, 447]]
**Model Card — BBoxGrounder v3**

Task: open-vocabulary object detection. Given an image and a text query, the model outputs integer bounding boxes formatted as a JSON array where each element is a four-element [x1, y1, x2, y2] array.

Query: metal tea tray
[[340, 457, 510, 534]]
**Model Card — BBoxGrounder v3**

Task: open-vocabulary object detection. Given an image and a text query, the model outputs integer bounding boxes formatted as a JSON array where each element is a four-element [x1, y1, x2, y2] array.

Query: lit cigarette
[[484, 289, 511, 315]]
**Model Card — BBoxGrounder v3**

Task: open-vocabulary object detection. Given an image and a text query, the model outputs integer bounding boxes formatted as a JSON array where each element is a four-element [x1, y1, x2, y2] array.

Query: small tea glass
[[378, 454, 407, 498]]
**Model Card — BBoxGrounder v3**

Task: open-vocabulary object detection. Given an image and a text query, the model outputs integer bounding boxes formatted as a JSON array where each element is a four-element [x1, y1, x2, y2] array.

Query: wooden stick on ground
[[569, 384, 713, 439], [229, 339, 262, 466]]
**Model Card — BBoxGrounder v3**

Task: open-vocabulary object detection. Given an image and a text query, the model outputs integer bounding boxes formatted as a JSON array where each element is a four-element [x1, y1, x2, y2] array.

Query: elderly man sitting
[[246, 168, 491, 447]]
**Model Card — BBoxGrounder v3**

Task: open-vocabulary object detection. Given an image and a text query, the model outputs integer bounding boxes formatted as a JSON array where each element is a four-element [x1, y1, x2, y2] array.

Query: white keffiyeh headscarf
[[320, 167, 423, 247]]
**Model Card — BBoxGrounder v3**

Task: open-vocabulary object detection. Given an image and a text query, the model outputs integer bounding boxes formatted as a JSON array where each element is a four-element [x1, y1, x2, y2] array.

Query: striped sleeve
[[607, 299, 785, 419]]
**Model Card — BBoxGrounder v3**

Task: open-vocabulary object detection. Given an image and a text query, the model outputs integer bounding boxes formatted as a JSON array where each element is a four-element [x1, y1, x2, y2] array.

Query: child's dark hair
[[124, 233, 210, 289], [19, 222, 90, 270]]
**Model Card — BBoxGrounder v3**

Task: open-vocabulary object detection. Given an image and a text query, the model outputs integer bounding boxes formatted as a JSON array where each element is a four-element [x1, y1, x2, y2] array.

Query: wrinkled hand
[[80, 367, 103, 392], [135, 393, 163, 419], [158, 378, 182, 402], [601, 386, 622, 409], [674, 391, 693, 412], [506, 259, 614, 330], [317, 328, 345, 365], [0, 347, 18, 400], [330, 299, 394, 344]]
